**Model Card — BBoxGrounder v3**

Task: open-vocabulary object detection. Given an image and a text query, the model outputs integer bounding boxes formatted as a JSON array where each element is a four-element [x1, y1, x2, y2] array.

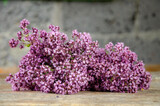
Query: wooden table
[[0, 72, 160, 106]]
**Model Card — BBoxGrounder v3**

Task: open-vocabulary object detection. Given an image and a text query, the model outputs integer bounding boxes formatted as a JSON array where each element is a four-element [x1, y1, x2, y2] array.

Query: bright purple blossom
[[40, 30, 47, 38], [17, 31, 22, 40], [32, 27, 38, 33], [23, 28, 30, 35], [9, 38, 19, 48], [19, 19, 30, 29], [49, 24, 60, 32], [6, 19, 152, 94], [19, 45, 24, 49]]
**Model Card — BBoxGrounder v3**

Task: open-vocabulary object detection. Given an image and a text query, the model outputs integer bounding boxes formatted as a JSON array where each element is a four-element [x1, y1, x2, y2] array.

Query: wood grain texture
[[145, 64, 160, 72], [0, 66, 19, 74], [0, 72, 160, 106]]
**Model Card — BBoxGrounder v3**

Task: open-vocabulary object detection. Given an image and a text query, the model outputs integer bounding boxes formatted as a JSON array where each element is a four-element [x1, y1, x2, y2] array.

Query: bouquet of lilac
[[6, 19, 151, 94]]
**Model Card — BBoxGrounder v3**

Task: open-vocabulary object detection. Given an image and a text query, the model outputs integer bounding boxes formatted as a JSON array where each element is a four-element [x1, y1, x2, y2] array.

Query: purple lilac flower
[[19, 45, 24, 49], [23, 28, 30, 35], [19, 19, 30, 29], [40, 30, 47, 38], [9, 38, 19, 48], [17, 31, 22, 40], [6, 19, 152, 94], [86, 42, 152, 93]]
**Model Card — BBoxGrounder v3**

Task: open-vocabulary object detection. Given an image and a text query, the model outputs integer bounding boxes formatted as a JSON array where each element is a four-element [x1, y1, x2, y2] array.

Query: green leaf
[[50, 56, 53, 60], [21, 39, 25, 42], [110, 77, 113, 82], [89, 55, 91, 58], [26, 44, 31, 47], [50, 69, 54, 72], [69, 51, 72, 55], [106, 50, 109, 54], [71, 57, 74, 60], [26, 34, 29, 37], [64, 66, 67, 69]]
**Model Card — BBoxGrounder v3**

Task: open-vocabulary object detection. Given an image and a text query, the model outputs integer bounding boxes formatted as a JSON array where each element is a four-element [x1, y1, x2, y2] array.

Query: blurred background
[[0, 0, 160, 73]]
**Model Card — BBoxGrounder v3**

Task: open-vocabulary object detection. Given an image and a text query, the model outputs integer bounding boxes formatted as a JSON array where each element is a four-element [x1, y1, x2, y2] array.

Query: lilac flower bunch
[[6, 19, 151, 94], [87, 43, 151, 93]]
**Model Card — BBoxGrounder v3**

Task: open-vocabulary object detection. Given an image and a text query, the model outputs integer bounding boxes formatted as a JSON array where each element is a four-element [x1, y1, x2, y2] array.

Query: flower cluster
[[86, 43, 151, 93], [6, 19, 151, 94]]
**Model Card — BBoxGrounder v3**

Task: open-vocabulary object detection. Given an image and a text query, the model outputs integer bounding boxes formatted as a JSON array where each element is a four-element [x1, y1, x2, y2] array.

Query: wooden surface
[[0, 72, 160, 106], [145, 64, 160, 72]]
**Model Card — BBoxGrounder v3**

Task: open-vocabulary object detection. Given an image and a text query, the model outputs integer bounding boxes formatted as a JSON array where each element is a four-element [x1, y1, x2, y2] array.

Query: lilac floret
[[9, 38, 19, 48], [17, 31, 22, 40], [19, 19, 30, 29]]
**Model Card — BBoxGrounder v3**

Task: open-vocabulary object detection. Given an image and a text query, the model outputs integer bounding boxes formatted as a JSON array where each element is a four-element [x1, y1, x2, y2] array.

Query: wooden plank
[[145, 64, 160, 72], [0, 72, 160, 106], [0, 66, 18, 74]]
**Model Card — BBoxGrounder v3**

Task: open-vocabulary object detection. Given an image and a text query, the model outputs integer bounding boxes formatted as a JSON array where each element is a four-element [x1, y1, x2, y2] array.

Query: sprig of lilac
[[6, 19, 151, 94]]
